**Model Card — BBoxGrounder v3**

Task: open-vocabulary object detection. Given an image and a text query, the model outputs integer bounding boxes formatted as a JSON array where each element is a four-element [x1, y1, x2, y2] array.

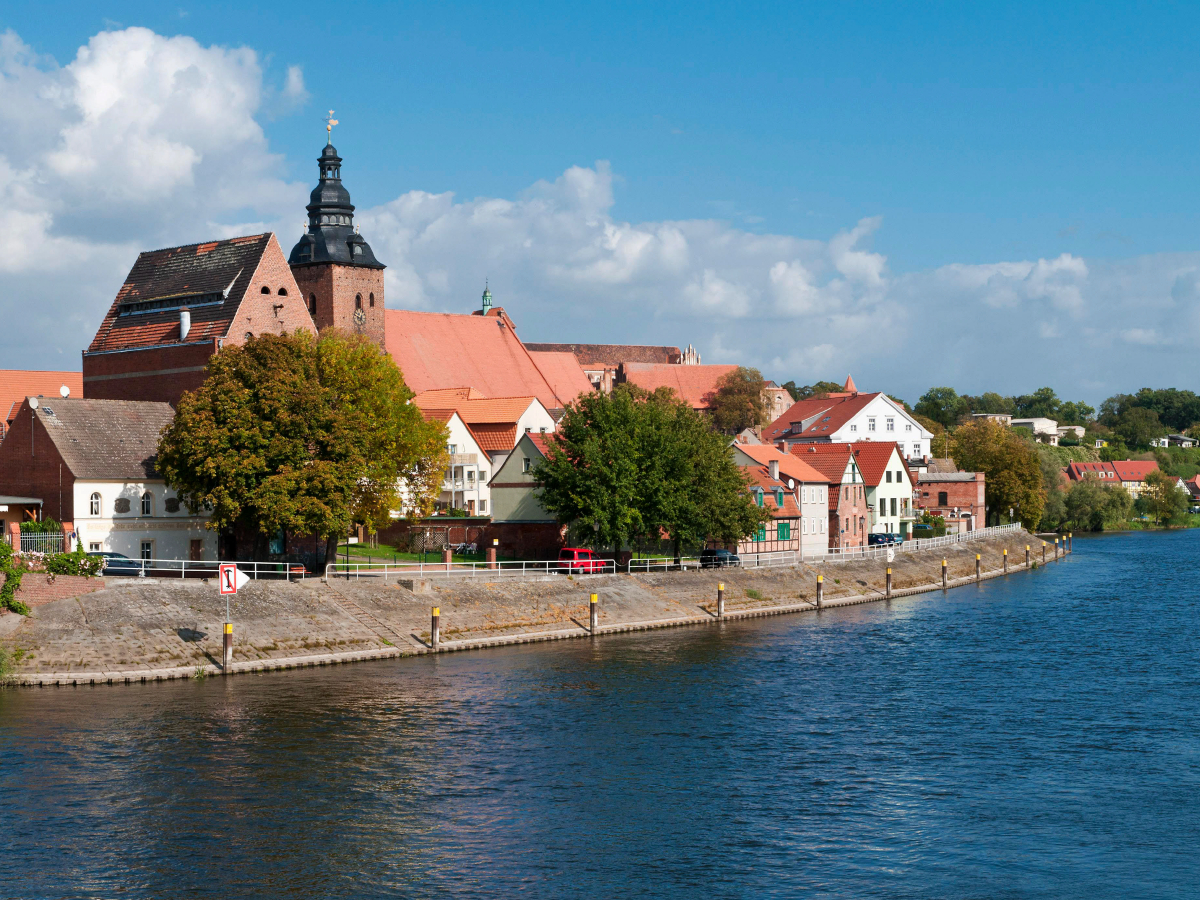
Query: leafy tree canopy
[[1139, 469, 1189, 525], [1100, 388, 1200, 433], [914, 387, 968, 429], [706, 366, 769, 434], [781, 380, 844, 402], [534, 385, 768, 553], [156, 330, 448, 560], [1114, 407, 1166, 448], [950, 418, 1045, 528]]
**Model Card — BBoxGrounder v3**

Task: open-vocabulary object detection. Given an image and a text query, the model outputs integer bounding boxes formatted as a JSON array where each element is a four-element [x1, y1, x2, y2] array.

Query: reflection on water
[[3, 531, 1199, 898]]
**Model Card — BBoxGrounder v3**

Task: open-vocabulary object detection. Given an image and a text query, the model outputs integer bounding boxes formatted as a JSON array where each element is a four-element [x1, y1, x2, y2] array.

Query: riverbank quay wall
[[1, 531, 1057, 686]]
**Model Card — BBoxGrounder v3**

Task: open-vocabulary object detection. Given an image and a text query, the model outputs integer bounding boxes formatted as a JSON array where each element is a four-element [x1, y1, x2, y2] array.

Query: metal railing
[[325, 557, 618, 582], [19, 532, 64, 554], [96, 557, 312, 580]]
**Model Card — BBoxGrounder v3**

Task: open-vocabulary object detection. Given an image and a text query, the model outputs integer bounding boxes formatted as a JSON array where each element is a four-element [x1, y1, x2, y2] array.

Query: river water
[[2, 530, 1198, 899]]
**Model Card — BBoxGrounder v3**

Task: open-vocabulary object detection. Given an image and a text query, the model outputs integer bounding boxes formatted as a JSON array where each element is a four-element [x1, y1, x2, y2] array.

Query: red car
[[557, 547, 606, 574]]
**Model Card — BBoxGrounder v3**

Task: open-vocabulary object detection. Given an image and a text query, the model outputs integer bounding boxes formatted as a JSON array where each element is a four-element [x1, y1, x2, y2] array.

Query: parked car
[[700, 548, 741, 569], [867, 533, 899, 546], [557, 547, 606, 574], [87, 551, 144, 576]]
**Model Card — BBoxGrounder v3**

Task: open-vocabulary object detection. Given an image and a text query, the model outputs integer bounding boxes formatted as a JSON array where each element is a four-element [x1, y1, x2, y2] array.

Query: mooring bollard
[[816, 574, 823, 608], [1003, 548, 1008, 574], [1042, 542, 1047, 564], [431, 606, 440, 650], [886, 567, 892, 598], [590, 592, 598, 633], [942, 559, 948, 590], [717, 582, 725, 617], [1055, 538, 1060, 561], [1026, 544, 1031, 567], [976, 554, 981, 582], [223, 622, 233, 671], [1068, 532, 1073, 553], [442, 546, 452, 572]]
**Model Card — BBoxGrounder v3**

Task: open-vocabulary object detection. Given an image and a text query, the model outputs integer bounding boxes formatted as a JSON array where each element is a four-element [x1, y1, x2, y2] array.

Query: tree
[[915, 387, 968, 429], [156, 331, 448, 562], [1058, 400, 1096, 426], [1115, 407, 1165, 448], [706, 366, 769, 434], [781, 380, 844, 402], [950, 418, 1045, 529], [1062, 480, 1132, 531], [1014, 386, 1061, 420], [1141, 470, 1188, 525], [535, 385, 767, 554]]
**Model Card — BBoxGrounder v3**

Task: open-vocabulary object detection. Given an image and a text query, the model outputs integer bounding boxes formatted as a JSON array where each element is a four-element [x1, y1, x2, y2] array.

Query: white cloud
[[3, 25, 1200, 405]]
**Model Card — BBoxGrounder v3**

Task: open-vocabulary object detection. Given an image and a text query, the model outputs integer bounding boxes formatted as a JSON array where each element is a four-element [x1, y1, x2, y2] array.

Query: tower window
[[277, 288, 287, 296], [309, 293, 317, 314], [355, 294, 362, 310], [369, 293, 375, 307], [261, 286, 270, 294]]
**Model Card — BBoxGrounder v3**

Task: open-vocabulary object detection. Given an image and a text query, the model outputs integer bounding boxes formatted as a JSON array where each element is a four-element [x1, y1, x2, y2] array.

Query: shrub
[[0, 542, 30, 616], [19, 517, 61, 535], [44, 547, 104, 578]]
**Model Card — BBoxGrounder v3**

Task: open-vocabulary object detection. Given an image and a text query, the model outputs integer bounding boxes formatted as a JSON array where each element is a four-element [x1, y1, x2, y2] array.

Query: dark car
[[87, 551, 144, 576], [867, 533, 901, 546], [700, 548, 741, 569]]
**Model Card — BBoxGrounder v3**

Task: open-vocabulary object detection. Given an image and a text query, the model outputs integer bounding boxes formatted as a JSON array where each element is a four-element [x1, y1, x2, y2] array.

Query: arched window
[[368, 292, 375, 307], [90, 492, 101, 516], [245, 332, 253, 341], [141, 492, 153, 516], [308, 293, 317, 314], [277, 287, 288, 296], [355, 294, 362, 310], [261, 286, 271, 294]]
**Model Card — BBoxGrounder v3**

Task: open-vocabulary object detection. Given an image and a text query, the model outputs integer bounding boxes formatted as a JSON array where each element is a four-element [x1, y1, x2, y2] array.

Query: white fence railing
[[95, 557, 310, 580], [325, 558, 618, 582]]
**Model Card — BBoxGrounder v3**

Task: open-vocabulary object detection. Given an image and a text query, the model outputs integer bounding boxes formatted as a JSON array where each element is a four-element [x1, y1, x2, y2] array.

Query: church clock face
[[354, 308, 366, 326]]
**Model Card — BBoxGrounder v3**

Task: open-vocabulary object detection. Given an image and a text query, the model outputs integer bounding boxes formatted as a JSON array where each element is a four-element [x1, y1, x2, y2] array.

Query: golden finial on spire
[[325, 109, 339, 144]]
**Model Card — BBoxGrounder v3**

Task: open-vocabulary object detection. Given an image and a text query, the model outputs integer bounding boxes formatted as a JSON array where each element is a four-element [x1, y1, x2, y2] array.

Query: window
[[776, 489, 784, 506], [801, 517, 808, 534], [851, 424, 857, 432], [525, 427, 532, 433], [822, 518, 827, 533], [140, 540, 154, 561], [756, 524, 767, 542], [844, 518, 849, 532], [868, 418, 876, 431], [522, 457, 531, 473], [886, 471, 892, 483], [90, 492, 101, 516], [886, 418, 895, 432], [879, 499, 886, 518], [260, 286, 271, 294], [844, 486, 849, 500], [141, 491, 153, 516], [778, 522, 791, 540], [467, 470, 475, 484], [245, 332, 253, 341], [480, 471, 488, 481], [890, 497, 897, 517], [913, 443, 921, 457], [88, 542, 101, 553], [756, 491, 764, 507], [309, 293, 317, 314], [938, 491, 949, 506], [355, 294, 363, 310], [906, 423, 912, 432], [448, 444, 457, 454], [369, 293, 375, 307], [540, 427, 547, 434], [278, 288, 288, 296], [479, 499, 487, 514]]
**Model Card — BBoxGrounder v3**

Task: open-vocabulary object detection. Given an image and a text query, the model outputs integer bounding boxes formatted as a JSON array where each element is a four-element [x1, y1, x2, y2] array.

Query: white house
[[1010, 417, 1059, 445], [419, 410, 493, 516], [413, 391, 556, 475], [763, 376, 933, 460], [851, 442, 917, 538]]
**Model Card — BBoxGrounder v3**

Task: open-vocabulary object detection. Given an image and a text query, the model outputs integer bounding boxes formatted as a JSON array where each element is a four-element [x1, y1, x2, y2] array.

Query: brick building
[[914, 472, 986, 533], [789, 443, 869, 550], [1, 370, 83, 442], [525, 342, 691, 393], [287, 140, 387, 349], [82, 233, 316, 405]]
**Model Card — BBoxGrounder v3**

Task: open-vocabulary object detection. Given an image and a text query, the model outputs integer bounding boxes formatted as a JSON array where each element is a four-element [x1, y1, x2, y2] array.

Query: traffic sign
[[219, 564, 249, 595]]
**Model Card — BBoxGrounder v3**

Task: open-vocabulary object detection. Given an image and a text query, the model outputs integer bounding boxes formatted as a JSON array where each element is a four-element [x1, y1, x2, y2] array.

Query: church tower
[[288, 116, 386, 348]]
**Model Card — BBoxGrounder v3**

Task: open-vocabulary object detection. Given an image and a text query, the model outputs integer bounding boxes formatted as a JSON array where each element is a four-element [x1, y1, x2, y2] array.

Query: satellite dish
[[28, 397, 38, 409], [60, 384, 70, 398], [787, 478, 795, 489]]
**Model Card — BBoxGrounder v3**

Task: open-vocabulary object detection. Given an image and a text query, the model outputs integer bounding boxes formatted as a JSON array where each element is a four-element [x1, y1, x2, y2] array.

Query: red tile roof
[[848, 441, 908, 487], [385, 309, 563, 408], [527, 350, 594, 405], [412, 394, 544, 454], [764, 392, 881, 443], [419, 408, 488, 455], [789, 444, 856, 509], [1, 370, 84, 433], [88, 234, 274, 353], [619, 363, 738, 409], [734, 442, 829, 485], [1064, 461, 1120, 482], [742, 466, 802, 517], [413, 387, 487, 406], [1110, 459, 1160, 482], [525, 343, 682, 366]]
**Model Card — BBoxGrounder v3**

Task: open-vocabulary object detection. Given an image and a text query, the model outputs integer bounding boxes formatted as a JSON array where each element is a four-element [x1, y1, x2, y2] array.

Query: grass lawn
[[335, 542, 517, 564]]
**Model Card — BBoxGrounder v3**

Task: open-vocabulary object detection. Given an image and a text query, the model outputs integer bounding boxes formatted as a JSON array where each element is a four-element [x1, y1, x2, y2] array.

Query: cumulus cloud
[[3, 25, 1200, 404]]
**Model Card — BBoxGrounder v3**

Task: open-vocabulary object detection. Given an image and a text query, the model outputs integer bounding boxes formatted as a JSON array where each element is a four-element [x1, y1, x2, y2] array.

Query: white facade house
[[419, 411, 493, 516], [74, 479, 215, 561], [853, 443, 917, 537], [1011, 417, 1060, 445], [767, 388, 934, 461]]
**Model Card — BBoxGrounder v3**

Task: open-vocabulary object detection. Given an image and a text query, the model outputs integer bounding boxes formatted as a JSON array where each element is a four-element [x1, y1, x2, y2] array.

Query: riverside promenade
[[2, 529, 1064, 686]]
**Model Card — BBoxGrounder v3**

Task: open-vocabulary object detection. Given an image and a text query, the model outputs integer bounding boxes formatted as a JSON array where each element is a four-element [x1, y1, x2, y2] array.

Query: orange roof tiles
[[735, 442, 829, 485], [412, 393, 544, 454], [619, 363, 737, 409], [385, 309, 563, 408], [764, 392, 880, 443], [413, 387, 487, 406], [1110, 459, 1160, 482], [527, 350, 594, 405], [789, 444, 857, 509], [848, 441, 907, 487], [1, 370, 84, 433], [1064, 461, 1119, 482]]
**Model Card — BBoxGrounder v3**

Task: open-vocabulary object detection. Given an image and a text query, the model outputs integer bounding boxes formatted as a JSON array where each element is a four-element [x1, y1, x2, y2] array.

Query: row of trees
[[913, 386, 1095, 430]]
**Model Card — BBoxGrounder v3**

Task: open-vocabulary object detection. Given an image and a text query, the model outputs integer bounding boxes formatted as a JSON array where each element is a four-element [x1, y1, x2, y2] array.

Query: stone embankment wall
[[0, 574, 107, 609], [1, 531, 1061, 686]]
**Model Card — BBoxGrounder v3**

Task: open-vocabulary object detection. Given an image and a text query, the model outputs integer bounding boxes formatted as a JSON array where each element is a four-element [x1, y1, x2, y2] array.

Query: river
[[2, 530, 1198, 898]]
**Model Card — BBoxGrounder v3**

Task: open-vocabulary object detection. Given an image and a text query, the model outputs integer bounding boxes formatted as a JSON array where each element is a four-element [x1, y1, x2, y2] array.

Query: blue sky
[[4, 2, 1200, 403]]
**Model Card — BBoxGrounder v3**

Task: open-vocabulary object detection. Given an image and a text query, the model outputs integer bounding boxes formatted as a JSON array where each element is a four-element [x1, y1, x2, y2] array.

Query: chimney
[[769, 459, 779, 481], [179, 308, 191, 341]]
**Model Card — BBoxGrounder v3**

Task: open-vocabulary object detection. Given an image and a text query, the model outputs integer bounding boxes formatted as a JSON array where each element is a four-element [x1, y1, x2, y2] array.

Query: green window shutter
[[776, 489, 784, 506], [756, 525, 766, 542], [778, 522, 790, 540]]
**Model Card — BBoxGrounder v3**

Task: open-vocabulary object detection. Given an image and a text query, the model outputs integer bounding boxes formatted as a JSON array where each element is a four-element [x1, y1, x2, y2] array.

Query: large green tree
[[915, 386, 968, 429], [950, 418, 1045, 528], [156, 330, 448, 562], [1140, 470, 1188, 525], [1115, 407, 1165, 448], [1062, 480, 1132, 531], [535, 385, 767, 555], [706, 366, 769, 434], [781, 380, 844, 402]]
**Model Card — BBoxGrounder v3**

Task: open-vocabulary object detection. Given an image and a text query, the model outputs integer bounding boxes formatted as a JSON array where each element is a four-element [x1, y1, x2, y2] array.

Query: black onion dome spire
[[289, 143, 384, 268]]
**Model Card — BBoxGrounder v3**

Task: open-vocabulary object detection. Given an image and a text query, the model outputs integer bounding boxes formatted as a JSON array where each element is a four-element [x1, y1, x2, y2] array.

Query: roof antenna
[[325, 110, 338, 145]]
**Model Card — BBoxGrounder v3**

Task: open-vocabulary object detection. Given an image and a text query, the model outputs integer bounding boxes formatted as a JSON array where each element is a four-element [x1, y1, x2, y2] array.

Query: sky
[[3, 1, 1200, 405]]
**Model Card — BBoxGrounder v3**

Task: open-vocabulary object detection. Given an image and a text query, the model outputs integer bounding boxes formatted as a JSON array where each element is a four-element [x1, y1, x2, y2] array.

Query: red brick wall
[[0, 401, 75, 522], [290, 263, 386, 349], [829, 482, 868, 549], [230, 236, 318, 347], [915, 476, 986, 527], [1, 573, 105, 608]]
